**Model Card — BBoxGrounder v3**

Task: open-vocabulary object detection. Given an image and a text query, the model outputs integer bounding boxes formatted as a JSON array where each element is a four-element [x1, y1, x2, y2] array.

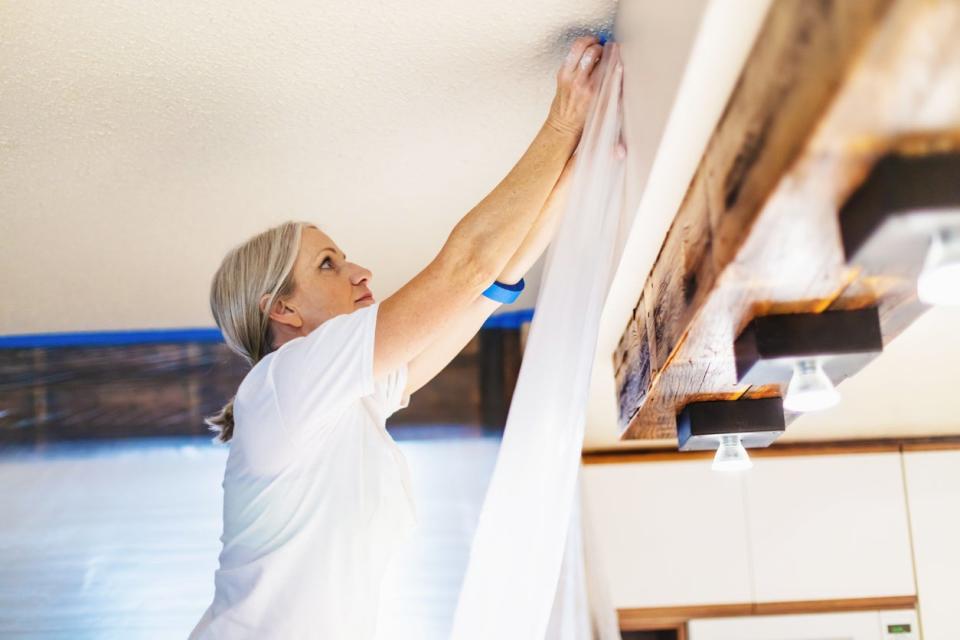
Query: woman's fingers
[[562, 36, 598, 74], [548, 36, 606, 137], [576, 43, 603, 75]]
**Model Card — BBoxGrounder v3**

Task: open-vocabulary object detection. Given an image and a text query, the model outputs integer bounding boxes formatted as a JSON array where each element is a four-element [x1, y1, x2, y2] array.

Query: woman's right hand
[[545, 36, 605, 137]]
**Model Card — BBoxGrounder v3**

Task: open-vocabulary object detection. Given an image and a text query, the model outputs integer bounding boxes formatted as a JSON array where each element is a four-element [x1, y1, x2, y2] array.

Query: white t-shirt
[[189, 302, 417, 640]]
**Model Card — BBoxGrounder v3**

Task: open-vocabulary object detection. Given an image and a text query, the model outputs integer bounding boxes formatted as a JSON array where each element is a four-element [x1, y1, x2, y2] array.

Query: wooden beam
[[614, 0, 960, 440]]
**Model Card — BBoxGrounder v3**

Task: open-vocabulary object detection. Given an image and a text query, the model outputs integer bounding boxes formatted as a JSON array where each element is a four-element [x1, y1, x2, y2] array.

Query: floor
[[0, 432, 501, 639]]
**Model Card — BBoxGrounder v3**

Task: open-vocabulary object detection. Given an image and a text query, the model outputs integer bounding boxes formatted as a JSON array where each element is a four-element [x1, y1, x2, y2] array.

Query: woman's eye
[[320, 257, 334, 269]]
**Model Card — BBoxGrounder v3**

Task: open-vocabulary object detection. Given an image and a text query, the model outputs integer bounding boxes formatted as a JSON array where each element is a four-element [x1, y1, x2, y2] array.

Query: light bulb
[[783, 359, 840, 413], [712, 434, 753, 472], [917, 229, 960, 306]]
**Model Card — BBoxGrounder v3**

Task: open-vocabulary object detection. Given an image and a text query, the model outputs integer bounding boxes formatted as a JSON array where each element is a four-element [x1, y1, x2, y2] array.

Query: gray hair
[[205, 220, 314, 443]]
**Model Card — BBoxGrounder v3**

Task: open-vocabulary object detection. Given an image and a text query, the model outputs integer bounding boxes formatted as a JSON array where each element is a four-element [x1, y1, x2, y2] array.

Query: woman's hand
[[546, 36, 605, 137]]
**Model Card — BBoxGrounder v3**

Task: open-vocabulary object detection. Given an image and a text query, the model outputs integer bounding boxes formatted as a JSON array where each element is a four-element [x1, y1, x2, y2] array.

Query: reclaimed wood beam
[[614, 0, 960, 440]]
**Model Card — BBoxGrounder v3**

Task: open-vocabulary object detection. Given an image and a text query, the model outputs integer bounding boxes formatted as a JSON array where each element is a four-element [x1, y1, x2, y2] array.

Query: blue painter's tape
[[0, 328, 225, 349], [1, 307, 538, 349], [482, 278, 525, 304]]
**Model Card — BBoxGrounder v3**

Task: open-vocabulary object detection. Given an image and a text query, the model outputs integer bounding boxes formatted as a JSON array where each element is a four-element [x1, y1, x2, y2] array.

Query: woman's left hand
[[545, 36, 605, 137]]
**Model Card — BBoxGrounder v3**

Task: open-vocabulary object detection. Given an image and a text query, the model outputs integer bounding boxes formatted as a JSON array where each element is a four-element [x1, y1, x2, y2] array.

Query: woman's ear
[[260, 294, 304, 329]]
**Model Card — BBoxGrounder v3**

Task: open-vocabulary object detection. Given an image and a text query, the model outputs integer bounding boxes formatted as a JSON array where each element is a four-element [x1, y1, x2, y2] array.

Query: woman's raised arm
[[373, 37, 604, 380]]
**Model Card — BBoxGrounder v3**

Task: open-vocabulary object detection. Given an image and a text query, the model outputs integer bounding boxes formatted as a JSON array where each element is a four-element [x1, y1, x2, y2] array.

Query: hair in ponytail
[[205, 220, 313, 443], [205, 396, 236, 444]]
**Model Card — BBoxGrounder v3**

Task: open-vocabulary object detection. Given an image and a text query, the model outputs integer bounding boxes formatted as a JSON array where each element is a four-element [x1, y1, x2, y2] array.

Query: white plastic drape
[[451, 43, 626, 640], [545, 475, 623, 640], [545, 481, 592, 640]]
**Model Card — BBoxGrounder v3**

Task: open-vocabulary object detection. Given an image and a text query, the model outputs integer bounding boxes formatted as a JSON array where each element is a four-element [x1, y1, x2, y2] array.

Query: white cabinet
[[688, 609, 918, 640], [743, 453, 915, 602], [583, 452, 918, 610], [902, 450, 960, 640], [582, 461, 752, 608]]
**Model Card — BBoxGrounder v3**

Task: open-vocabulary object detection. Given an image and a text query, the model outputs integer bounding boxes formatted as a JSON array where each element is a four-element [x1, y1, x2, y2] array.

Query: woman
[[189, 36, 606, 639]]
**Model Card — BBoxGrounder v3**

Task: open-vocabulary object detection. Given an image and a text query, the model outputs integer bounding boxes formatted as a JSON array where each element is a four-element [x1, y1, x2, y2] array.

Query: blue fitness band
[[482, 278, 525, 304]]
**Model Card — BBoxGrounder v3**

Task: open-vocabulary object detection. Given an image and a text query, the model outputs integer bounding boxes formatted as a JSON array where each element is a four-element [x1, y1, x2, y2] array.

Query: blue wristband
[[482, 278, 525, 304]]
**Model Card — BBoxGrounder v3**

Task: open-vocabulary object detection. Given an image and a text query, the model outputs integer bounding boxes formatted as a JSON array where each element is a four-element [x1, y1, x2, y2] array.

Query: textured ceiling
[[0, 0, 614, 334], [4, 1, 956, 447]]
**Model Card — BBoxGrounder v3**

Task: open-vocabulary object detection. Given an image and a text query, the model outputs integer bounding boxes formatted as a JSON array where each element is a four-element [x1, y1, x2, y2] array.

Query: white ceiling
[[3, 0, 957, 448], [0, 0, 614, 334], [783, 306, 960, 443]]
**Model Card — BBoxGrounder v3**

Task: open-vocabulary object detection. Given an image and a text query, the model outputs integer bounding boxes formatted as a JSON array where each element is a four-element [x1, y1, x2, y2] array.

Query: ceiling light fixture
[[917, 228, 960, 306], [783, 358, 840, 413], [839, 152, 960, 309], [712, 434, 753, 472], [676, 398, 784, 471], [734, 309, 881, 417]]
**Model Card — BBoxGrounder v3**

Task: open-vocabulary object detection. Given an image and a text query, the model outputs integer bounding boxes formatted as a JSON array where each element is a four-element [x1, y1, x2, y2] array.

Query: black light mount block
[[840, 152, 960, 271], [677, 397, 785, 452], [734, 307, 883, 387]]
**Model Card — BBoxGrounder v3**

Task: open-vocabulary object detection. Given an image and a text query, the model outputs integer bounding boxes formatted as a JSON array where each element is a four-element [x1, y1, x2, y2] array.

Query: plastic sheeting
[[451, 42, 626, 640], [546, 478, 622, 640], [0, 434, 503, 639]]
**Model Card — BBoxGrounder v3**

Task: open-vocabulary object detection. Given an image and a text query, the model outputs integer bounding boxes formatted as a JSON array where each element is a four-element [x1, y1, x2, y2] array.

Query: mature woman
[[189, 36, 606, 639]]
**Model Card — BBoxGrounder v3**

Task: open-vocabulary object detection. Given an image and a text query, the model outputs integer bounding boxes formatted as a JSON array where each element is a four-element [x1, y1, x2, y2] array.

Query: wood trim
[[583, 436, 960, 465], [901, 438, 960, 453], [752, 595, 916, 616], [618, 595, 916, 630], [619, 604, 750, 631]]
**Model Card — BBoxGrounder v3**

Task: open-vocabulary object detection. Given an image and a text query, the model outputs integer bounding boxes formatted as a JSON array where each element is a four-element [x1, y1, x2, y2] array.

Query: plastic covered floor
[[0, 432, 500, 639]]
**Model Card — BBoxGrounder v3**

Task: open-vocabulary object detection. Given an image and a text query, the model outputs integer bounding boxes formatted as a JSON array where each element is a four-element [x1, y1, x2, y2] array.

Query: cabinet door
[[903, 450, 960, 640], [688, 609, 917, 640], [582, 461, 752, 608], [743, 453, 915, 602]]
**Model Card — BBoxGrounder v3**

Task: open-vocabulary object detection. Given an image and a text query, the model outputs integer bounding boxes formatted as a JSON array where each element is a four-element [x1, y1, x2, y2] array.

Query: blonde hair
[[205, 220, 314, 443]]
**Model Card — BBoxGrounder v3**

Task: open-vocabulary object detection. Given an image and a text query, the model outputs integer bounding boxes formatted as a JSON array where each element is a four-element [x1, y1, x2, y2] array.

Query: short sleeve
[[375, 362, 411, 418], [269, 303, 379, 442]]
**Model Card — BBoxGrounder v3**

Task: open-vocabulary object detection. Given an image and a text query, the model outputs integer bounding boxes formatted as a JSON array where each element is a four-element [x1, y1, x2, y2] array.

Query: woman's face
[[270, 226, 374, 337]]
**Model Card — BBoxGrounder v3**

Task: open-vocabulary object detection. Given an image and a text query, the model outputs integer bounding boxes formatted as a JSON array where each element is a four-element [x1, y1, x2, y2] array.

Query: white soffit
[[784, 306, 960, 442]]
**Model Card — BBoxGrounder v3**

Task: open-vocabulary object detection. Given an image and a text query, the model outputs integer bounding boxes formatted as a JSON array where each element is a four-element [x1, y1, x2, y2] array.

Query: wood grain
[[617, 595, 916, 629], [582, 435, 960, 465], [615, 0, 960, 441]]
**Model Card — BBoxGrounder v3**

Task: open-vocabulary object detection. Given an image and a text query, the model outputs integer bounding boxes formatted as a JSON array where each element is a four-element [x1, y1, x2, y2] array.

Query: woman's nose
[[349, 263, 372, 285]]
